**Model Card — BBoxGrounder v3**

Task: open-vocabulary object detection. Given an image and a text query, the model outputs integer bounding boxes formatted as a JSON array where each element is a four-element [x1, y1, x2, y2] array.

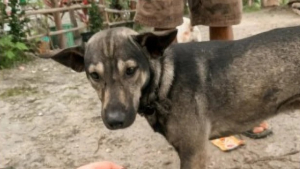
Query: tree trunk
[[67, 0, 80, 39], [52, 0, 66, 49], [248, 0, 253, 7], [130, 0, 137, 9]]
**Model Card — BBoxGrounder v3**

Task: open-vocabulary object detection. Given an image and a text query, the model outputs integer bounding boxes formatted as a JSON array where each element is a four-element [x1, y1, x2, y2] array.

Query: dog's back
[[167, 26, 300, 138]]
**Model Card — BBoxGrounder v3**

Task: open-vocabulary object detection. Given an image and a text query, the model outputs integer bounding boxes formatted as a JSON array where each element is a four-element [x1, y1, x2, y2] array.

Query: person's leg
[[134, 0, 184, 44], [188, 0, 241, 41], [209, 26, 234, 40], [134, 0, 184, 30]]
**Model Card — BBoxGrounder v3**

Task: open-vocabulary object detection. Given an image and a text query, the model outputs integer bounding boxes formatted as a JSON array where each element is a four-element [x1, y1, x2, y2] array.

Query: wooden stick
[[108, 20, 134, 26], [52, 0, 66, 49], [27, 25, 87, 40], [67, 0, 80, 38], [26, 20, 134, 40], [25, 4, 136, 16]]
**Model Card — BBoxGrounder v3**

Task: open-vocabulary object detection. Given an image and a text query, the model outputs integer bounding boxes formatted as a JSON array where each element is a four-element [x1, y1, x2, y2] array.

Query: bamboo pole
[[248, 0, 253, 6], [27, 25, 87, 40], [108, 20, 133, 26], [102, 0, 110, 28], [26, 20, 134, 40], [52, 0, 66, 49], [130, 0, 137, 9], [67, 0, 80, 38], [25, 4, 136, 16]]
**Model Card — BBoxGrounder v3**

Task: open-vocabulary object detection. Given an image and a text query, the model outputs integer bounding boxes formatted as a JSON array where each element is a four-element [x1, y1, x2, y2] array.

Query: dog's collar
[[138, 84, 171, 117], [131, 35, 173, 117], [138, 85, 159, 116], [138, 103, 156, 116]]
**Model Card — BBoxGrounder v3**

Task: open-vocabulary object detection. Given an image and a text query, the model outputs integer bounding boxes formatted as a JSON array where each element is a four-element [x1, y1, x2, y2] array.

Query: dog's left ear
[[132, 29, 177, 58], [39, 45, 85, 72]]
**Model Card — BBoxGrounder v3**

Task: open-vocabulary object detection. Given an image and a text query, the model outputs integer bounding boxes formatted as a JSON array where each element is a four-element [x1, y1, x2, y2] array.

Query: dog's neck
[[128, 36, 174, 135], [138, 48, 175, 136]]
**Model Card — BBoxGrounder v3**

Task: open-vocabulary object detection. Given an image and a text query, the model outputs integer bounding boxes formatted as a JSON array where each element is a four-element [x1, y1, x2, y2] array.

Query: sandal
[[242, 129, 273, 139]]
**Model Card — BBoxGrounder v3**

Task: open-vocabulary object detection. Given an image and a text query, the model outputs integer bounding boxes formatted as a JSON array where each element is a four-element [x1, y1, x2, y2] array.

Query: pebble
[[27, 97, 37, 103], [19, 66, 25, 71], [167, 146, 174, 151], [106, 148, 112, 153], [122, 163, 130, 168], [163, 160, 172, 166], [244, 155, 252, 162], [38, 112, 43, 116]]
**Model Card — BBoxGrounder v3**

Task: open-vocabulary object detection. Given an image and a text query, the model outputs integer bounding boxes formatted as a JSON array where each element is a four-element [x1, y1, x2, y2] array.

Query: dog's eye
[[90, 72, 100, 80], [126, 67, 136, 76]]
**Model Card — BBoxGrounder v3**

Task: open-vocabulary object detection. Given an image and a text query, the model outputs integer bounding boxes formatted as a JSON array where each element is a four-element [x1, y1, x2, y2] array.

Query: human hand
[[77, 161, 125, 169]]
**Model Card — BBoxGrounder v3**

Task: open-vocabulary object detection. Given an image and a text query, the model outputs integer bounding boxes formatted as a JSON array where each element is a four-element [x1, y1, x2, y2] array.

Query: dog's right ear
[[39, 45, 85, 72], [131, 29, 177, 58]]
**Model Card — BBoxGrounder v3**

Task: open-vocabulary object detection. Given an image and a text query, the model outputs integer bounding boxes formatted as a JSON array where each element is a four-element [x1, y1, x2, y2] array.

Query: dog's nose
[[105, 112, 125, 129]]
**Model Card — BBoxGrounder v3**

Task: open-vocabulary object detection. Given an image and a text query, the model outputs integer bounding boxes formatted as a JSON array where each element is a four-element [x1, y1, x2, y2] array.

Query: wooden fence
[[24, 0, 137, 49]]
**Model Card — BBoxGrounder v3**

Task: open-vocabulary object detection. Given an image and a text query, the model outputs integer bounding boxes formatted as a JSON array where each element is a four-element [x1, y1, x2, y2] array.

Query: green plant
[[110, 0, 129, 10], [108, 0, 131, 22], [243, 0, 288, 11], [88, 0, 104, 33], [280, 0, 290, 5], [6, 0, 30, 42], [0, 1, 6, 33], [243, 3, 261, 12], [0, 35, 30, 69]]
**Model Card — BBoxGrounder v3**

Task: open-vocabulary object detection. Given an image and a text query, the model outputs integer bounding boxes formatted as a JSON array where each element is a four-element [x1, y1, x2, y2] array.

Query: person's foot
[[242, 121, 273, 139], [252, 121, 268, 133]]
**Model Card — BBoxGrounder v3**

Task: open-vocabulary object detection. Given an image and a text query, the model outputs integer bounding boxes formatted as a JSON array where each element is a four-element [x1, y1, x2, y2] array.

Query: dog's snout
[[105, 111, 125, 129]]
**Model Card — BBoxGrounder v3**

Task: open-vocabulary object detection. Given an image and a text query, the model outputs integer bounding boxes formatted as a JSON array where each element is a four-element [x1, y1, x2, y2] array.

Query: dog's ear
[[39, 45, 85, 72], [132, 29, 177, 58]]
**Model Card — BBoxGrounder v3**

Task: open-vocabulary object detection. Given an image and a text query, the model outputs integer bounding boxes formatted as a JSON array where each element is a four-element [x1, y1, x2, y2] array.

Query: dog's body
[[42, 26, 300, 169]]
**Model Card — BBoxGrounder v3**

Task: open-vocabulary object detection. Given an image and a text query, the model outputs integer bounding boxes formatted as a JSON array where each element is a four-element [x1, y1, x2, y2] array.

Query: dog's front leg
[[173, 120, 210, 169]]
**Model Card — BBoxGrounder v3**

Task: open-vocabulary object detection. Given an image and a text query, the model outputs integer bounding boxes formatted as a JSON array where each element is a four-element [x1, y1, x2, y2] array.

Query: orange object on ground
[[211, 136, 245, 152]]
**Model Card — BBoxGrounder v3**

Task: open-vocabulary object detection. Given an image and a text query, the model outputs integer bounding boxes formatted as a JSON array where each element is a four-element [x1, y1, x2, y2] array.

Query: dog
[[40, 25, 300, 169], [176, 17, 202, 43]]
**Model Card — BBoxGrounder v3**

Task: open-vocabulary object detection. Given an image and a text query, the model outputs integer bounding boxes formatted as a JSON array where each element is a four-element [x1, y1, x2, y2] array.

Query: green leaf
[[4, 51, 15, 59], [0, 36, 14, 47], [15, 42, 28, 50]]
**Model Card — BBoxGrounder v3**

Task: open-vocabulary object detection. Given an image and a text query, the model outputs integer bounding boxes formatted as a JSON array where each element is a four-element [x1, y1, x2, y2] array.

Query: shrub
[[88, 0, 104, 33], [6, 0, 30, 43], [0, 35, 30, 69]]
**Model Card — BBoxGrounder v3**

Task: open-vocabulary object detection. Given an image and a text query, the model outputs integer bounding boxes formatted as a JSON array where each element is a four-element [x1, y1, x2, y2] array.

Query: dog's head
[[41, 27, 177, 130]]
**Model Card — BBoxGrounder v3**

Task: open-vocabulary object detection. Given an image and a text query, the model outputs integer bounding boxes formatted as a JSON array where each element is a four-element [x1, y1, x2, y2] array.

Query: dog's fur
[[41, 26, 300, 169]]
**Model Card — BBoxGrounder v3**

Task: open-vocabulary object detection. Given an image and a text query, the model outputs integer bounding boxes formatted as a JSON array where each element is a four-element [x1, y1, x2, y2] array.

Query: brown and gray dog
[[41, 26, 300, 169]]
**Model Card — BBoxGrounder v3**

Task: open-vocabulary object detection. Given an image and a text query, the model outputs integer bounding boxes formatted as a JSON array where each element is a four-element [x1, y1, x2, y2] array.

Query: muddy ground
[[1, 8, 300, 169]]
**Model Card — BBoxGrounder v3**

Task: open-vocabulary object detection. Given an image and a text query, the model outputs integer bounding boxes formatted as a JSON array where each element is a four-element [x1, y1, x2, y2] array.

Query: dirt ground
[[1, 8, 300, 169]]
